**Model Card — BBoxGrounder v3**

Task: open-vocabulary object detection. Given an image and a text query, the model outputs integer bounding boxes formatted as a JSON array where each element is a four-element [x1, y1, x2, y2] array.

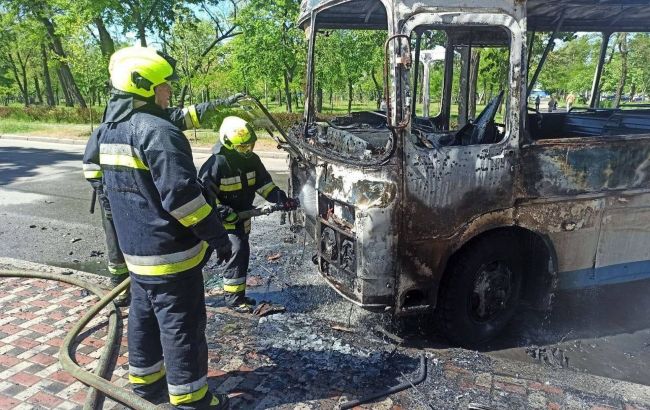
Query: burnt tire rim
[[469, 261, 514, 323]]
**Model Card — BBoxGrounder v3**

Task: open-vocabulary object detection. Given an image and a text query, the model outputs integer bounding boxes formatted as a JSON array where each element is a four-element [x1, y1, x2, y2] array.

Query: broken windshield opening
[[302, 27, 392, 162], [409, 25, 511, 148]]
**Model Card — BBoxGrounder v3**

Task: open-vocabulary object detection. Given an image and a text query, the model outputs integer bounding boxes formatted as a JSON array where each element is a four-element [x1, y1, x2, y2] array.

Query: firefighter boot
[[208, 393, 230, 409], [227, 295, 257, 314], [110, 272, 130, 307], [133, 377, 168, 405]]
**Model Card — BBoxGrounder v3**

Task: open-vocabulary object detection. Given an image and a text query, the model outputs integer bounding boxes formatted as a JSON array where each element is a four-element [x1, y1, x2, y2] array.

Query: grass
[[0, 119, 92, 138], [0, 119, 281, 151]]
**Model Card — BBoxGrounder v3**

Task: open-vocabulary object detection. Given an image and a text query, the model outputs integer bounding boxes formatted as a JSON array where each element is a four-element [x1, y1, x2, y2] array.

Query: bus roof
[[299, 0, 650, 32]]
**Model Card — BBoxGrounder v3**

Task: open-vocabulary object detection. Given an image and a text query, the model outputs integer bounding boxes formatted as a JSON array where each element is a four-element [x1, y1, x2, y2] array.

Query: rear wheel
[[437, 232, 523, 347]]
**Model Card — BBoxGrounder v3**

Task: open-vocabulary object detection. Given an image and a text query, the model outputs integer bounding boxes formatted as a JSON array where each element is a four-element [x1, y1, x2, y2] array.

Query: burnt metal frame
[[297, 1, 400, 167], [589, 32, 612, 109], [401, 11, 523, 147], [526, 10, 565, 97]]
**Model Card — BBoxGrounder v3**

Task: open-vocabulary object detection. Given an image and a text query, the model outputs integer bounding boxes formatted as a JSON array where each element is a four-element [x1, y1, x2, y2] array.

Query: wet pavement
[[0, 138, 288, 277], [2, 137, 650, 408]]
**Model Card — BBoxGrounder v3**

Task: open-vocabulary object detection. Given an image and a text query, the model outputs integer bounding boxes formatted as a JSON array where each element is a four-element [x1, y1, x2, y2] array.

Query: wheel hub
[[470, 261, 513, 322]]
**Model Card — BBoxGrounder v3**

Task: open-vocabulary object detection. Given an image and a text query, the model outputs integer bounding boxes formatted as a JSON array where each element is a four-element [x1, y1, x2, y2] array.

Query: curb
[[0, 134, 289, 160]]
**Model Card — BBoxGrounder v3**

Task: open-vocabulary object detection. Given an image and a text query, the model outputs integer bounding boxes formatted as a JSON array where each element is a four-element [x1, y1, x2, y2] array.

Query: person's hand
[[222, 93, 245, 107], [211, 235, 232, 264], [282, 197, 299, 211], [217, 204, 239, 224]]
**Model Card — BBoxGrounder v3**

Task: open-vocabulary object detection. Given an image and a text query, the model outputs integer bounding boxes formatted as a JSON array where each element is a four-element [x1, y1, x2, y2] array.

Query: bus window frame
[[401, 12, 526, 150]]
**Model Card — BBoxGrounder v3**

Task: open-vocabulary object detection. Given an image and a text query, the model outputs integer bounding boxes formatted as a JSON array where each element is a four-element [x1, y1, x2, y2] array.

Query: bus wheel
[[437, 232, 523, 347]]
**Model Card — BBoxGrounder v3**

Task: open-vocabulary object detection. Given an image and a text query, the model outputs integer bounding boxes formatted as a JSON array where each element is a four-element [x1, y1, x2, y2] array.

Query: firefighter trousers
[[128, 269, 217, 408], [221, 230, 250, 307], [97, 191, 128, 278]]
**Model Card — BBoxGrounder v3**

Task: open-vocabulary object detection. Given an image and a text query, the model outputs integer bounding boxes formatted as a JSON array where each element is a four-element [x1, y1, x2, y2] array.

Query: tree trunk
[[630, 83, 637, 103], [316, 84, 323, 113], [614, 33, 628, 109], [468, 49, 481, 120], [41, 44, 56, 106], [34, 76, 43, 104], [20, 57, 29, 105], [6, 54, 29, 106], [295, 91, 301, 110], [93, 17, 115, 58], [329, 88, 333, 113], [371, 68, 382, 109], [41, 17, 87, 107], [283, 71, 292, 113], [347, 78, 353, 114], [136, 15, 147, 46], [57, 68, 74, 107]]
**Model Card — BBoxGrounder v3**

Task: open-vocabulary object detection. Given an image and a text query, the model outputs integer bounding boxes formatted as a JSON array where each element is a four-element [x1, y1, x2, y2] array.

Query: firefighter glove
[[218, 204, 239, 225], [212, 93, 245, 109], [212, 235, 232, 264]]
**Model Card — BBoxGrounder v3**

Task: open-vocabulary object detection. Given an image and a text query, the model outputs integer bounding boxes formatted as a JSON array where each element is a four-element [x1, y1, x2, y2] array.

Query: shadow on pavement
[[0, 146, 81, 186], [489, 278, 650, 348], [392, 278, 650, 386]]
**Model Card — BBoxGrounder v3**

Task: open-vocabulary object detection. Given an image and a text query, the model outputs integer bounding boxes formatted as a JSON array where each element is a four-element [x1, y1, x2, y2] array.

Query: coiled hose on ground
[[0, 269, 157, 409]]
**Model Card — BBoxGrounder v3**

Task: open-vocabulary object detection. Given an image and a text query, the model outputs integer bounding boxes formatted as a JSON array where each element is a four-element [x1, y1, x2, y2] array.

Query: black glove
[[282, 197, 299, 211], [211, 235, 232, 264], [223, 93, 245, 106], [212, 93, 245, 108]]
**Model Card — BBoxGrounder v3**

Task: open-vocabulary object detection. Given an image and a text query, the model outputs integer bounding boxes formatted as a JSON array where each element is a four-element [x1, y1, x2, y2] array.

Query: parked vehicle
[[272, 0, 650, 346]]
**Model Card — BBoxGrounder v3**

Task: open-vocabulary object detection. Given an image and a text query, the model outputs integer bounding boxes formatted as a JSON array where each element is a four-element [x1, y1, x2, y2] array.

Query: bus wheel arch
[[435, 226, 557, 347]]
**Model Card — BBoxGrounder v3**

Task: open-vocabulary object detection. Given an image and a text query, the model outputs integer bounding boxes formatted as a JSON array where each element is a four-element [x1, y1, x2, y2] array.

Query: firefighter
[[82, 45, 232, 409], [83, 75, 242, 308], [199, 116, 298, 313]]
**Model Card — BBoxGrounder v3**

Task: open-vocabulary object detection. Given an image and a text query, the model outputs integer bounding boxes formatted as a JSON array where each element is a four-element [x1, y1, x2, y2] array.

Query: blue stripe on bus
[[558, 260, 650, 290]]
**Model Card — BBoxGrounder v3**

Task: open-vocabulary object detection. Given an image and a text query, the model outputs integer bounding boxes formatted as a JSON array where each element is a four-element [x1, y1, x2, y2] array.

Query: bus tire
[[437, 232, 523, 347]]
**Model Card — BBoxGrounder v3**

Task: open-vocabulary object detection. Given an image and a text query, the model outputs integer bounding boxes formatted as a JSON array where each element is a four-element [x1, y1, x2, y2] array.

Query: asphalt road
[[2, 137, 650, 392], [0, 138, 289, 275]]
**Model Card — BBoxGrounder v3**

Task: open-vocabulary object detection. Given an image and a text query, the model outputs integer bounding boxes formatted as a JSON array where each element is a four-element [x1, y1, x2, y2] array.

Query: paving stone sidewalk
[[1, 275, 650, 410]]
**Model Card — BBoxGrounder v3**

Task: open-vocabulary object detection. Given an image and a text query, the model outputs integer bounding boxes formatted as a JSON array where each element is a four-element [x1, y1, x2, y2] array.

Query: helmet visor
[[234, 142, 255, 156]]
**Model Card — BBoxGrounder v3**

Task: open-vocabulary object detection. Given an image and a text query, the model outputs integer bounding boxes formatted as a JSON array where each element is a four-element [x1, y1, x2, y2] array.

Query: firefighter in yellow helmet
[[84, 47, 241, 307], [199, 116, 298, 312], [83, 45, 233, 409]]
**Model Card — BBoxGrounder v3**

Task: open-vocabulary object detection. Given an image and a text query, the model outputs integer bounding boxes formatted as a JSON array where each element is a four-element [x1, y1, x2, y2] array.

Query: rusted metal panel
[[521, 137, 650, 198]]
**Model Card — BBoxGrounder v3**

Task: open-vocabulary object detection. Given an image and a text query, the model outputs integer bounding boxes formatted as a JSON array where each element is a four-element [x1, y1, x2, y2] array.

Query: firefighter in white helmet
[[199, 116, 298, 312]]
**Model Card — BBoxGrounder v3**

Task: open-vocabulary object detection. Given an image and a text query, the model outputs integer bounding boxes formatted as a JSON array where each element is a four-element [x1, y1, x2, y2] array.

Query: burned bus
[[278, 0, 650, 346]]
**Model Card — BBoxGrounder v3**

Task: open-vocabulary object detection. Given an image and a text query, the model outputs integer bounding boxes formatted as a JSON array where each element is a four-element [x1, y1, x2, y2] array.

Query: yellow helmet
[[109, 46, 179, 98], [219, 116, 257, 156]]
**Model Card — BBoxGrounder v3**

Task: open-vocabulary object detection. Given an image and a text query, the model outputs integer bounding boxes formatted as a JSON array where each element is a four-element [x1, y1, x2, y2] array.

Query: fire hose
[[0, 203, 298, 409]]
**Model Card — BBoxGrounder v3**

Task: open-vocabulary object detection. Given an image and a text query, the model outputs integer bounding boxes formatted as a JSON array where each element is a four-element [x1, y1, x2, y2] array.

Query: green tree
[[233, 0, 304, 112]]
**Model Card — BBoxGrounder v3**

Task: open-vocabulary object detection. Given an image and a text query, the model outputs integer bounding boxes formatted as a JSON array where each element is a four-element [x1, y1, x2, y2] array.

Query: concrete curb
[[0, 134, 289, 160]]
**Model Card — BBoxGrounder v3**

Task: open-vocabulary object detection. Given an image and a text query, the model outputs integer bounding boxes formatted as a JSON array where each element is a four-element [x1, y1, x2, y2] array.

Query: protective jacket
[[82, 96, 228, 283], [198, 144, 287, 233], [82, 95, 212, 279]]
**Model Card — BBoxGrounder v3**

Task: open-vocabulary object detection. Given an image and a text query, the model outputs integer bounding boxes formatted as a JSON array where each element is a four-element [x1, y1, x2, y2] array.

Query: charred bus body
[[284, 0, 650, 345]]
